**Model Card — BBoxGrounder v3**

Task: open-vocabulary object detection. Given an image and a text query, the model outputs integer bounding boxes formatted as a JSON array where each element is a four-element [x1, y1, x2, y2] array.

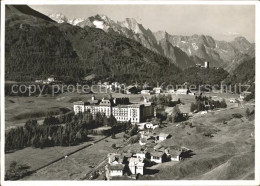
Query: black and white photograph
[[1, 1, 259, 185]]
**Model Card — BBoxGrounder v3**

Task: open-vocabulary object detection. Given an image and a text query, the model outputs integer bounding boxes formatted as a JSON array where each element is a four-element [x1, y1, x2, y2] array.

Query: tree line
[[190, 95, 227, 112], [5, 110, 137, 152]]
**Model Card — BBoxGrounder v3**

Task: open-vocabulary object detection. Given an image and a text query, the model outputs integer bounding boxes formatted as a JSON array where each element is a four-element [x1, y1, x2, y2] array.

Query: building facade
[[73, 96, 153, 123], [129, 157, 144, 175]]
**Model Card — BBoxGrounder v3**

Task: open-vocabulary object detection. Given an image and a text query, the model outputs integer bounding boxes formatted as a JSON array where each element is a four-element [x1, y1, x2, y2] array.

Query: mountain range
[[5, 5, 255, 87], [49, 13, 255, 70], [5, 5, 181, 84]]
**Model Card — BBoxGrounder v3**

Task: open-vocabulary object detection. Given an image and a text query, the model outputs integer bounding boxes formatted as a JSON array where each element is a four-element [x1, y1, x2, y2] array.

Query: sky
[[30, 5, 255, 42]]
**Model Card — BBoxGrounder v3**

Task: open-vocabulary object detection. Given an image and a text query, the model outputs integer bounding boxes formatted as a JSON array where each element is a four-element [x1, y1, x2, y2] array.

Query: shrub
[[245, 108, 251, 118], [244, 93, 254, 101], [5, 161, 31, 180], [128, 135, 140, 144], [111, 144, 116, 149], [232, 113, 243, 119]]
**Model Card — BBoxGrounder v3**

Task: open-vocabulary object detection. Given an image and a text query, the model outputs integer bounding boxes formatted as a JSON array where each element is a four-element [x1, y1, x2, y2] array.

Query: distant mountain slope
[[224, 57, 255, 93], [229, 57, 255, 84], [49, 13, 200, 69], [5, 5, 181, 84], [154, 31, 255, 71], [6, 5, 55, 22]]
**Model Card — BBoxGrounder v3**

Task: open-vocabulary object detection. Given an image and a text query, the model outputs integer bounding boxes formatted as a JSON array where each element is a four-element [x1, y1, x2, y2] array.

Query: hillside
[[6, 5, 55, 23], [5, 5, 181, 84], [224, 58, 255, 93], [154, 32, 255, 70]]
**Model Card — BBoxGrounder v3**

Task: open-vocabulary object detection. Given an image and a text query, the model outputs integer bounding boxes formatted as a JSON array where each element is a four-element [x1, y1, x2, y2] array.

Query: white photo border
[[1, 1, 259, 186]]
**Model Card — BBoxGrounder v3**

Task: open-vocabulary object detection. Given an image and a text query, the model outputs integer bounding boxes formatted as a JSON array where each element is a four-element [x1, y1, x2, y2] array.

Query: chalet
[[88, 95, 99, 105], [134, 150, 148, 159], [102, 82, 112, 89], [165, 146, 183, 161], [150, 151, 167, 163], [158, 133, 170, 141], [47, 77, 55, 82], [176, 88, 191, 95], [168, 89, 175, 94], [154, 108, 165, 117], [229, 98, 237, 103], [107, 153, 124, 164], [204, 61, 209, 68], [42, 80, 49, 84], [139, 138, 147, 146], [140, 131, 149, 138], [153, 87, 162, 94], [35, 79, 43, 83], [108, 164, 125, 177], [153, 143, 164, 151], [200, 111, 207, 115], [129, 157, 144, 175], [141, 90, 150, 95], [73, 101, 87, 114], [240, 91, 252, 100], [122, 152, 133, 163], [145, 122, 159, 130], [125, 86, 138, 94]]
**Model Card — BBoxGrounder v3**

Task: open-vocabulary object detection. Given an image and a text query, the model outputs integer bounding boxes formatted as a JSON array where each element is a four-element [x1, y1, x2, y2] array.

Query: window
[[153, 156, 160, 160]]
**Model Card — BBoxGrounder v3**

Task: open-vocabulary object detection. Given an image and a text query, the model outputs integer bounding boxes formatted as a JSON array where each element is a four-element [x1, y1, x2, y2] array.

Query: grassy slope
[[5, 93, 255, 180], [139, 102, 255, 180], [22, 133, 125, 180], [5, 135, 104, 173]]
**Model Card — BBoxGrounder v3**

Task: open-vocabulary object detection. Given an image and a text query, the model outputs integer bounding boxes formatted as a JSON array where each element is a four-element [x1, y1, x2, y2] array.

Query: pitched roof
[[159, 133, 169, 138], [87, 99, 99, 105], [154, 143, 163, 149], [99, 99, 112, 106], [140, 138, 147, 143], [176, 89, 189, 92], [168, 149, 182, 157], [151, 151, 165, 157], [167, 145, 181, 151], [129, 157, 143, 163], [123, 152, 132, 158], [73, 101, 86, 105]]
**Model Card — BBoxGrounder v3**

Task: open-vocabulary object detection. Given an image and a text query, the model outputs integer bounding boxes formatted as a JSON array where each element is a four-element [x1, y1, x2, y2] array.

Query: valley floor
[[5, 92, 255, 180]]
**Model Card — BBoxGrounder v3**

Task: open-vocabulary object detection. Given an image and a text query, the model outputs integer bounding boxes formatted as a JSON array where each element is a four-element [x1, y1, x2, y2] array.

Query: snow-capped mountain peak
[[48, 13, 68, 23]]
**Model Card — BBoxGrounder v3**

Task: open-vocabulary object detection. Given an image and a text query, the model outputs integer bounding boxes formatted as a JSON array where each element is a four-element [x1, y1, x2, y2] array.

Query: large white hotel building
[[73, 95, 154, 123]]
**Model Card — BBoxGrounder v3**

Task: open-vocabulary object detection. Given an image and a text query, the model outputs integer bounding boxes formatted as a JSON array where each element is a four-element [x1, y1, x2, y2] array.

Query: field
[[22, 133, 125, 180], [5, 91, 241, 129], [5, 135, 104, 172], [5, 91, 146, 129]]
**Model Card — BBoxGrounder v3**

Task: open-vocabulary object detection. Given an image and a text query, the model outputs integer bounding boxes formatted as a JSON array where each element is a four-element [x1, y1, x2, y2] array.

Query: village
[[70, 79, 253, 180], [5, 67, 255, 181]]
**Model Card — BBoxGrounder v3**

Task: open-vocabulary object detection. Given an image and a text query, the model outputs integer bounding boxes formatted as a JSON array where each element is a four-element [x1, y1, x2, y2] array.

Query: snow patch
[[192, 43, 199, 50], [69, 18, 84, 25], [188, 47, 192, 55], [93, 20, 105, 29]]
